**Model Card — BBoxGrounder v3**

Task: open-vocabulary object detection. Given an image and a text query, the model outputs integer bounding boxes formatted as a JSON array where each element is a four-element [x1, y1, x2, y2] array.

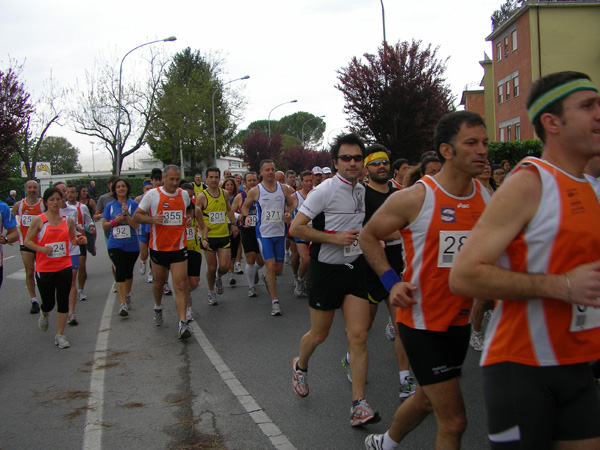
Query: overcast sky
[[1, 0, 501, 171]]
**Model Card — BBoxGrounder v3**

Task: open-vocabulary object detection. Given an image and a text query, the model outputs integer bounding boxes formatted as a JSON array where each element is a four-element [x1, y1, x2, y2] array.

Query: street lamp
[[212, 75, 250, 167], [89, 141, 96, 173], [268, 100, 298, 138], [116, 36, 177, 176], [380, 0, 387, 43], [327, 127, 347, 147], [301, 115, 325, 147]]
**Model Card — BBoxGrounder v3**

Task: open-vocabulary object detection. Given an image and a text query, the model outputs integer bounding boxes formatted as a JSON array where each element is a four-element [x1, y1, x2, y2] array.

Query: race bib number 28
[[438, 230, 469, 268]]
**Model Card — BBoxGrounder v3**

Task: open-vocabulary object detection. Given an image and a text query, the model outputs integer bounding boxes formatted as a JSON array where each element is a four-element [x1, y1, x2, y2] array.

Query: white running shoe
[[365, 434, 385, 450], [147, 273, 154, 283], [294, 279, 304, 298], [215, 277, 224, 294], [186, 306, 194, 322], [385, 317, 396, 341], [208, 291, 218, 306], [470, 331, 484, 351], [399, 376, 417, 398], [39, 314, 49, 332], [77, 289, 88, 301], [139, 260, 147, 275], [55, 334, 71, 349], [234, 262, 244, 274], [119, 302, 129, 317], [248, 286, 257, 298], [271, 301, 282, 316]]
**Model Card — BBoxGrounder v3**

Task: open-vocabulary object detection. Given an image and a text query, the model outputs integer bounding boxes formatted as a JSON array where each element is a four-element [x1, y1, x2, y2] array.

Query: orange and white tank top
[[482, 157, 600, 367], [17, 198, 44, 245], [149, 187, 187, 251], [399, 175, 489, 331], [35, 213, 72, 273]]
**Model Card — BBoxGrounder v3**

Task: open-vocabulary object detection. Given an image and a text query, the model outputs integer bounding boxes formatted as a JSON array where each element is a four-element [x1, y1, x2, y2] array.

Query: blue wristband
[[380, 269, 401, 292]]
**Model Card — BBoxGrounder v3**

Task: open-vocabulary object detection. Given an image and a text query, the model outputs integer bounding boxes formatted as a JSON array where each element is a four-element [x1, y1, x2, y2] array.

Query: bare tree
[[69, 48, 169, 174], [12, 73, 63, 180]]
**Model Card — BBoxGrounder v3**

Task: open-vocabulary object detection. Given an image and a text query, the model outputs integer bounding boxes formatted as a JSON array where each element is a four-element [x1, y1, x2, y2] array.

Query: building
[[465, 0, 600, 142]]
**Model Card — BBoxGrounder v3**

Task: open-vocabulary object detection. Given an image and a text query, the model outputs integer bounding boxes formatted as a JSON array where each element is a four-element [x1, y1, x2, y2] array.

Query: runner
[[12, 180, 44, 313], [241, 159, 295, 316], [0, 200, 18, 292], [133, 165, 192, 340], [361, 111, 490, 449], [290, 170, 312, 298], [231, 171, 265, 298], [24, 187, 85, 348], [289, 133, 380, 427], [134, 180, 153, 282], [66, 184, 94, 302], [195, 167, 238, 306], [450, 71, 600, 449], [102, 179, 139, 317]]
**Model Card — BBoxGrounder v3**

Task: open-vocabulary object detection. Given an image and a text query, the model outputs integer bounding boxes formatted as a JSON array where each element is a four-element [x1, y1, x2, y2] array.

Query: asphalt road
[[0, 235, 490, 450]]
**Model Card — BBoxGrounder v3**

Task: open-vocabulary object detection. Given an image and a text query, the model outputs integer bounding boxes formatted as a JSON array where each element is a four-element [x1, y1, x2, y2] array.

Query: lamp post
[[116, 36, 177, 176], [301, 115, 325, 147], [268, 100, 298, 138], [379, 0, 387, 43], [212, 75, 250, 167], [89, 141, 95, 173], [326, 127, 346, 147]]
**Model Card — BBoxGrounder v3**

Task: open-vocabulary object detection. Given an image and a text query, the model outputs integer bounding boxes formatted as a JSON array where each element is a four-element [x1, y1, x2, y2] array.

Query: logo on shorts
[[163, 202, 169, 208], [441, 207, 455, 223]]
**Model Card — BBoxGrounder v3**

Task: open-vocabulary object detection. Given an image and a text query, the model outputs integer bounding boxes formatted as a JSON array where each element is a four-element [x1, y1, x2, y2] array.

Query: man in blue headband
[[450, 72, 600, 449]]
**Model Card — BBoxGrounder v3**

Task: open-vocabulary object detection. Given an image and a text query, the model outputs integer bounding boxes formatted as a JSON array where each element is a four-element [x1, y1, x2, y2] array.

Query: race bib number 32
[[438, 230, 469, 268]]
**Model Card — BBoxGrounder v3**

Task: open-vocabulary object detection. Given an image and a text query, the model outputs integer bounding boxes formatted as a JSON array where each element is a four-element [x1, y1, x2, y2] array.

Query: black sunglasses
[[338, 154, 364, 162], [367, 159, 390, 167]]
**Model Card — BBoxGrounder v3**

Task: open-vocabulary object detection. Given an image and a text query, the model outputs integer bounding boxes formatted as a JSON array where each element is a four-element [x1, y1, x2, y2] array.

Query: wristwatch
[[1, 235, 7, 244]]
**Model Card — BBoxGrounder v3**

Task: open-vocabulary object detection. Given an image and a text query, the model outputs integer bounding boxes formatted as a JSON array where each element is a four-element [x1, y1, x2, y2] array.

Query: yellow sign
[[20, 162, 52, 178]]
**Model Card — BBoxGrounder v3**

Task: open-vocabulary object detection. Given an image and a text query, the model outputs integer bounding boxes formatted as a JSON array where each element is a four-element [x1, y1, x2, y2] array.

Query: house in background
[[462, 0, 600, 142]]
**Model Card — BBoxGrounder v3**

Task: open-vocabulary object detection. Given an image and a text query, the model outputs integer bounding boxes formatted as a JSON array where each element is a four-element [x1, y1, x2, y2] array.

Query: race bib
[[47, 241, 67, 258], [186, 227, 195, 241], [21, 214, 34, 227], [113, 225, 131, 239], [209, 211, 225, 224], [162, 210, 183, 226], [263, 209, 282, 223], [570, 304, 600, 332], [344, 238, 363, 257], [438, 230, 469, 268], [247, 214, 258, 227]]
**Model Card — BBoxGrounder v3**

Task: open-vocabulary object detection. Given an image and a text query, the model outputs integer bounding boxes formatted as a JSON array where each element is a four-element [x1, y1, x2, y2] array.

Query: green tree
[[491, 0, 526, 31], [37, 136, 82, 174], [147, 48, 246, 169], [277, 112, 326, 149]]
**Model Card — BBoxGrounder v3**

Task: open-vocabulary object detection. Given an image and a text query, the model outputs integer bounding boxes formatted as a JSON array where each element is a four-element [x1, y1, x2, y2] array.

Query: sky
[[1, 0, 502, 172]]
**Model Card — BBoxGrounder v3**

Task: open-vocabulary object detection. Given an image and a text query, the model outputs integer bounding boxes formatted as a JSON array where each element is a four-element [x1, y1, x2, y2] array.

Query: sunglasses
[[367, 159, 390, 167], [338, 154, 364, 162]]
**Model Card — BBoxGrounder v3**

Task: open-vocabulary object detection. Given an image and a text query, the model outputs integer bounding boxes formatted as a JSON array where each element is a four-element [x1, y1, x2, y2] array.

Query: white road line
[[189, 322, 297, 450], [81, 290, 116, 450], [3, 255, 16, 261]]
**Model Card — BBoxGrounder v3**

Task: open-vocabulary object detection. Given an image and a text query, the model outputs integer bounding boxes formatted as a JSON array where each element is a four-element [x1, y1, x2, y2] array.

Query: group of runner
[[2, 70, 600, 448]]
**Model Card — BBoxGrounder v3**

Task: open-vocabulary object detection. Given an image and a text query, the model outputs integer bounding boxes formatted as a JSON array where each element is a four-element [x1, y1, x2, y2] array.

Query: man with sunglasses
[[290, 133, 381, 427], [340, 144, 415, 400]]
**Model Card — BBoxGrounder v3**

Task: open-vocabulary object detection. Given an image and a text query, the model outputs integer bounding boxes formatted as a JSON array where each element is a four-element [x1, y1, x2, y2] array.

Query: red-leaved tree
[[0, 65, 34, 179], [336, 40, 454, 164], [242, 131, 283, 172], [279, 146, 332, 174]]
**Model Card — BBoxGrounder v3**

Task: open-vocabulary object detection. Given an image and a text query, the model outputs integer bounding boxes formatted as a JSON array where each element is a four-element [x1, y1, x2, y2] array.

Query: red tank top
[[17, 198, 44, 245], [399, 176, 489, 331], [35, 213, 72, 273], [482, 157, 600, 367], [149, 188, 187, 251]]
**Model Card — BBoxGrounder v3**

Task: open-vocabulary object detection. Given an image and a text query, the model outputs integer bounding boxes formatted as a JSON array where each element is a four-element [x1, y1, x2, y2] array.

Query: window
[[498, 85, 504, 104], [507, 125, 512, 141], [500, 127, 505, 142], [506, 81, 511, 101], [512, 30, 518, 51], [514, 76, 520, 97], [497, 43, 502, 61], [504, 37, 509, 54], [515, 123, 521, 140]]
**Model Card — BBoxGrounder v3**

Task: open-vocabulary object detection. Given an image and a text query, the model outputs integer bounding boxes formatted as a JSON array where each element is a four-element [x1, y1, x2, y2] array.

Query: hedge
[[487, 140, 543, 167]]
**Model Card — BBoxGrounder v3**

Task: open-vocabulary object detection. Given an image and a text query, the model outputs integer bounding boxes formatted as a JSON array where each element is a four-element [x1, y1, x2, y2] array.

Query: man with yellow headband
[[450, 71, 600, 448]]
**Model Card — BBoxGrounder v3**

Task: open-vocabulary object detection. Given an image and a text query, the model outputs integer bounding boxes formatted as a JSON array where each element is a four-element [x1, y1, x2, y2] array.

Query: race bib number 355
[[163, 210, 183, 226], [438, 230, 469, 268]]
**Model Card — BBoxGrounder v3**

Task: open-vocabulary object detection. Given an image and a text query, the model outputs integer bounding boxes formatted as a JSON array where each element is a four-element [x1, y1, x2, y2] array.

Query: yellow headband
[[364, 151, 389, 167]]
